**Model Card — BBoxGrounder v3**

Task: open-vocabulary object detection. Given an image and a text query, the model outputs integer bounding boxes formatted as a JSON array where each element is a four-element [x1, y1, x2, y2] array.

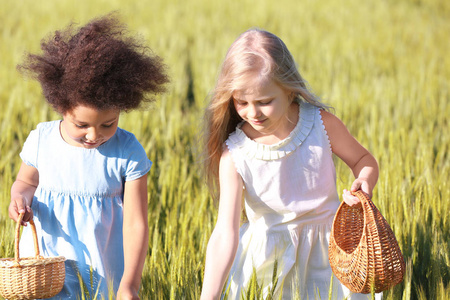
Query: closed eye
[[259, 100, 273, 105], [234, 100, 247, 107]]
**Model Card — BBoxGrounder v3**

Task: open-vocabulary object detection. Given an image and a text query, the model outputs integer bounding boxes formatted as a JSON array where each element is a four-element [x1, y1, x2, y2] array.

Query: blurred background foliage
[[0, 0, 448, 299]]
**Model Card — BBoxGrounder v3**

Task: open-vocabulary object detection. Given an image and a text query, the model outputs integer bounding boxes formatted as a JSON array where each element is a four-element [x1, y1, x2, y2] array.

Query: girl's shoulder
[[34, 120, 61, 131], [114, 127, 136, 141], [106, 127, 148, 156], [111, 127, 142, 148], [319, 110, 347, 136], [27, 120, 61, 142]]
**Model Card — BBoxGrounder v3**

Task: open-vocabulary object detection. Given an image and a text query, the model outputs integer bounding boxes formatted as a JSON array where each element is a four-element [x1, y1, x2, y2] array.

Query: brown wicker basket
[[0, 213, 66, 299], [328, 190, 406, 294]]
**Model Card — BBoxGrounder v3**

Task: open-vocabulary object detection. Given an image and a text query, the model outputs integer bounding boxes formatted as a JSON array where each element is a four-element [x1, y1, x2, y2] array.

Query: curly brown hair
[[18, 13, 169, 114]]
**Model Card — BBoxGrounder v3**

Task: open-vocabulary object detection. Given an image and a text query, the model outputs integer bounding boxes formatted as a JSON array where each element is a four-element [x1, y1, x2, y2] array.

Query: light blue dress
[[19, 120, 152, 299]]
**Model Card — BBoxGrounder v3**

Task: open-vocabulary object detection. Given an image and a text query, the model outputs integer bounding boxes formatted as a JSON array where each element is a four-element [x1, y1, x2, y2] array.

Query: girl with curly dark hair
[[9, 14, 169, 299]]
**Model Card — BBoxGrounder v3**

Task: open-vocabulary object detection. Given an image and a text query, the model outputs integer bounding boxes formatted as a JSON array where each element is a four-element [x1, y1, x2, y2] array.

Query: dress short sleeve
[[19, 125, 40, 168], [123, 135, 152, 182]]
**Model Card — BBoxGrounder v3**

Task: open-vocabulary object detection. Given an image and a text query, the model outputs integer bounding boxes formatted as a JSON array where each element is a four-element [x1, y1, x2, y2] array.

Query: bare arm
[[321, 110, 379, 205], [200, 148, 243, 300], [118, 174, 149, 300], [9, 162, 39, 225]]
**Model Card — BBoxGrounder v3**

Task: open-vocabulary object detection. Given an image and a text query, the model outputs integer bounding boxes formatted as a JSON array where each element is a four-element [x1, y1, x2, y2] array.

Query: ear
[[288, 92, 297, 103]]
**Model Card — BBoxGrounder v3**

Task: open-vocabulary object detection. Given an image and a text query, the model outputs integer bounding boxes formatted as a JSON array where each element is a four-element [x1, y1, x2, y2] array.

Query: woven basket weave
[[328, 190, 405, 294], [0, 213, 66, 299]]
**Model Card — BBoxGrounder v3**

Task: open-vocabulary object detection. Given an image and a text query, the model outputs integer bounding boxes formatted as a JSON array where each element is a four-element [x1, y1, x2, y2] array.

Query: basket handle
[[15, 212, 41, 262], [351, 190, 370, 205], [351, 190, 372, 226]]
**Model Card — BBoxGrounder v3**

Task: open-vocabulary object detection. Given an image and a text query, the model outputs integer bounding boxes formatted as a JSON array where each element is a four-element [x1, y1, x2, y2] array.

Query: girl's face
[[232, 76, 296, 142], [61, 105, 120, 149]]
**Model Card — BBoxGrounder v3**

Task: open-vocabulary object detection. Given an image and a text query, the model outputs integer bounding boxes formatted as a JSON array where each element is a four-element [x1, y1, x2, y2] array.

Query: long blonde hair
[[204, 28, 329, 198]]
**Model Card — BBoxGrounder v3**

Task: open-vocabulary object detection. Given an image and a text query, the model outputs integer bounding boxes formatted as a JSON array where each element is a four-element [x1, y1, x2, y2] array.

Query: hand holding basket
[[328, 190, 406, 293], [0, 213, 66, 299]]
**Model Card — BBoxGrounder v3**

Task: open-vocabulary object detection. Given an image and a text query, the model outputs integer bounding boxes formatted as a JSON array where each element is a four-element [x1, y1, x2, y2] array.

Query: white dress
[[224, 102, 381, 300]]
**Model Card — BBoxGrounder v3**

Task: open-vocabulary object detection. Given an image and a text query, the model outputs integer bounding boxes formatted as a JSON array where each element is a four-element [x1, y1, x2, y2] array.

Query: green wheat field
[[0, 0, 448, 299]]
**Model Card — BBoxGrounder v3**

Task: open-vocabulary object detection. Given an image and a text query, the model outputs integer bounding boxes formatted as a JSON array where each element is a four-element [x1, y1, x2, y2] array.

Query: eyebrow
[[233, 96, 274, 102], [72, 117, 118, 124]]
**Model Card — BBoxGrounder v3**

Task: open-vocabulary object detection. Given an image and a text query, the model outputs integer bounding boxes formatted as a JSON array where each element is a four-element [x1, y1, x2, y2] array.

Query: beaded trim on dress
[[226, 102, 316, 160]]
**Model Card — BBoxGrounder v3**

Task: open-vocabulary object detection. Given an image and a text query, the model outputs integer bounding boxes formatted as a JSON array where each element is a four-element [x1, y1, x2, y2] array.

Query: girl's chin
[[82, 141, 101, 148]]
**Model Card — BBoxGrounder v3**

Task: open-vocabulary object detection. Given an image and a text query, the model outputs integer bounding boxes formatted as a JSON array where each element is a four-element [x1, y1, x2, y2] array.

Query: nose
[[85, 127, 99, 141], [247, 104, 261, 119]]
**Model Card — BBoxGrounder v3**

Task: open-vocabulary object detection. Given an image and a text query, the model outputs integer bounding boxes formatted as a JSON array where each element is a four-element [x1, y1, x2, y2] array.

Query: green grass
[[1, 0, 449, 299]]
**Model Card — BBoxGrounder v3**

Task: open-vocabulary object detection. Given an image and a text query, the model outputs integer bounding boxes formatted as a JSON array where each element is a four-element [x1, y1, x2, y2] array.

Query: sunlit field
[[0, 0, 448, 299]]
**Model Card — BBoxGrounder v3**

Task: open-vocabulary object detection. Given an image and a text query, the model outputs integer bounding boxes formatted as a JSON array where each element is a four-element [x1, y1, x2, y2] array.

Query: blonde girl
[[200, 29, 380, 299]]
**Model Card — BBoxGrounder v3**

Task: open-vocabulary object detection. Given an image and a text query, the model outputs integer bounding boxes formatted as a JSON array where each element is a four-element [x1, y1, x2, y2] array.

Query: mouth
[[249, 119, 266, 125], [83, 141, 100, 147]]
